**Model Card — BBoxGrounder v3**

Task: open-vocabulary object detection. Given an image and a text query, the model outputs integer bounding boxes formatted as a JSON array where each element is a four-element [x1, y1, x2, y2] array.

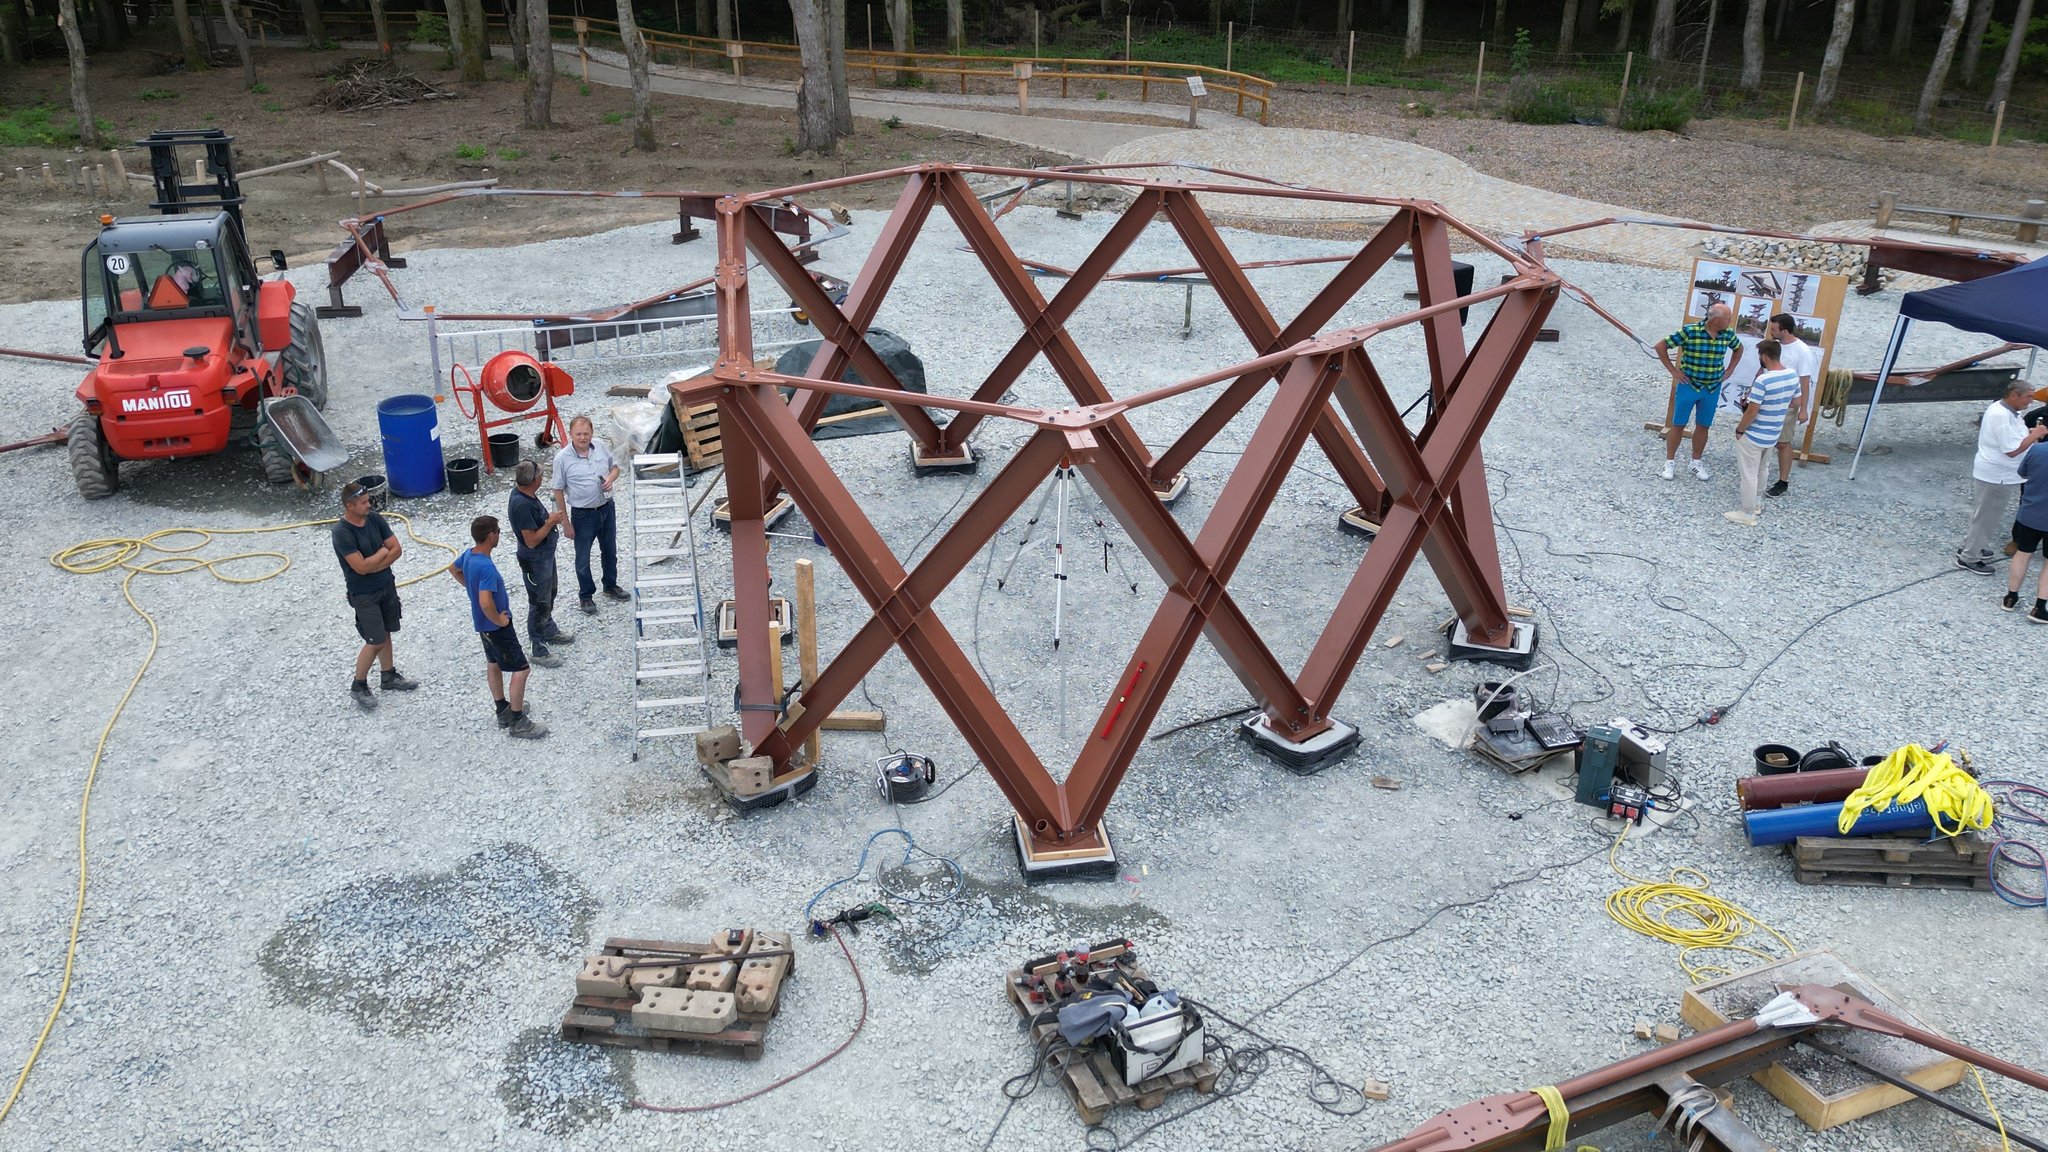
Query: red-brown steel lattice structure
[[673, 163, 1560, 864]]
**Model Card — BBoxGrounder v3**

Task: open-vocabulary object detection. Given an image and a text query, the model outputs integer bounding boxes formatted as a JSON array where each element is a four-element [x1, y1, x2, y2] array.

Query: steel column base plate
[[1444, 619, 1539, 669], [911, 441, 979, 475], [712, 493, 797, 533], [1238, 713, 1361, 775], [705, 764, 819, 812], [1338, 506, 1382, 538], [1012, 817, 1119, 883]]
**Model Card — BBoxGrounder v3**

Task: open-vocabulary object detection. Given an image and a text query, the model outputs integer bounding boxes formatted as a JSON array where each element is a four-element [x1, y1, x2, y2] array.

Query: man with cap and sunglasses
[[332, 481, 420, 710]]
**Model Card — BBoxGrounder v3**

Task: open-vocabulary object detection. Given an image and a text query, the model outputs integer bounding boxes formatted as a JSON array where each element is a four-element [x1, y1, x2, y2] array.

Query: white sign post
[[1185, 74, 1206, 127], [1014, 62, 1034, 116]]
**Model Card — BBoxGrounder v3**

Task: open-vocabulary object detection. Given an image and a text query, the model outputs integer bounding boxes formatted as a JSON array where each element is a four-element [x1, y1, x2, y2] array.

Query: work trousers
[[569, 500, 619, 601], [1959, 479, 2022, 565], [1735, 436, 1771, 516], [518, 550, 560, 655]]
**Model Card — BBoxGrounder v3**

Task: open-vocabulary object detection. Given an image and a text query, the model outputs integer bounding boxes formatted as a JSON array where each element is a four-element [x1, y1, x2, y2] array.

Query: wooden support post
[[65, 157, 78, 192], [1787, 70, 1803, 129], [1033, 8, 1040, 57], [107, 148, 128, 190], [795, 559, 820, 768], [1016, 61, 1033, 114], [766, 619, 786, 729], [1125, 13, 1131, 62], [1474, 40, 1485, 103], [1615, 51, 1633, 127], [194, 156, 205, 183], [1061, 57, 1069, 98], [356, 167, 368, 219], [95, 163, 109, 198], [867, 6, 877, 81], [575, 17, 590, 81], [1140, 62, 1149, 101], [1345, 30, 1354, 91], [822, 711, 886, 731], [2019, 198, 2046, 245], [41, 162, 55, 191], [1989, 100, 2008, 158], [316, 154, 331, 194], [1875, 191, 1897, 229], [1226, 21, 1233, 72]]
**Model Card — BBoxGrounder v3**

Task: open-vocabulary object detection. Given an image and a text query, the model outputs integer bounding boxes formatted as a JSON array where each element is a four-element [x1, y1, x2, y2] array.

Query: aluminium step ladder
[[628, 453, 713, 761]]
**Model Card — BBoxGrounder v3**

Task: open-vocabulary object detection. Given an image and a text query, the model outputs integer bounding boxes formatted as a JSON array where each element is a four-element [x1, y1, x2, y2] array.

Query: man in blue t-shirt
[[446, 515, 548, 739], [331, 480, 420, 711], [1727, 339, 1799, 527], [2003, 440, 2048, 623]]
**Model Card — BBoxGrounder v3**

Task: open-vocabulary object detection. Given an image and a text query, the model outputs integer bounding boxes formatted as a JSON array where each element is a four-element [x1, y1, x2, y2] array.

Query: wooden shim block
[[1363, 1078, 1392, 1101], [821, 710, 886, 731]]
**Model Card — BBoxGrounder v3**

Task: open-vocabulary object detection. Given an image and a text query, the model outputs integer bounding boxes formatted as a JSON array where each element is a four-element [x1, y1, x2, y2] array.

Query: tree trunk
[[1577, 0, 1601, 42], [885, 0, 909, 84], [444, 0, 470, 67], [1959, 0, 1992, 82], [615, 0, 655, 148], [715, 0, 731, 39], [370, 0, 391, 55], [91, 0, 125, 48], [523, 0, 553, 125], [461, 0, 489, 78], [1615, 0, 1635, 48], [1337, 0, 1353, 32], [1814, 0, 1856, 105], [296, 0, 325, 45], [1860, 0, 1883, 49], [1740, 0, 1765, 85], [1, 0, 25, 65], [56, 0, 103, 147], [167, 0, 201, 61], [1914, 0, 1970, 127], [506, 0, 525, 66], [218, 0, 255, 85], [694, 0, 708, 35], [1773, 0, 1789, 39], [1405, 0, 1423, 57], [1889, 0, 1915, 53], [1558, 0, 1580, 54], [1648, 0, 1677, 58], [944, 0, 960, 49], [1988, 0, 2033, 104], [1210, 0, 1221, 31], [789, 0, 839, 152], [827, 0, 851, 133], [1492, 0, 1506, 41]]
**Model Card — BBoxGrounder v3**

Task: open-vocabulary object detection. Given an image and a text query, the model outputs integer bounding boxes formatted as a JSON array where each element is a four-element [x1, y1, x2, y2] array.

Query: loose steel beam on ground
[[688, 164, 1558, 858]]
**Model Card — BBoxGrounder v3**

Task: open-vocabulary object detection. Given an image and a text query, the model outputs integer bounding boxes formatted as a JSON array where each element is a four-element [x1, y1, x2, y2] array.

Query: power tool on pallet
[[1011, 938, 1206, 1088]]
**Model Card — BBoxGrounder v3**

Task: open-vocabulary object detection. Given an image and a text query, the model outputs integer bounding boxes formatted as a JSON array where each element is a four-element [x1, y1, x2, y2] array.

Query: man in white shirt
[[551, 414, 630, 613], [1764, 314, 1819, 499], [1957, 380, 2048, 575]]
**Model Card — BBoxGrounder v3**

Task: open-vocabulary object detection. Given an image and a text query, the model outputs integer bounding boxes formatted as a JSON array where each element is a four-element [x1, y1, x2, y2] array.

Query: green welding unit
[[1575, 724, 1623, 808]]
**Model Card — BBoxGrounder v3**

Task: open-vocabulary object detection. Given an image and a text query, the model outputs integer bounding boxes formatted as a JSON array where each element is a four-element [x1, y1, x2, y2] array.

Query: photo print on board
[[1783, 273, 1818, 314], [1693, 262, 1741, 293], [1738, 269, 1784, 299], [1689, 288, 1734, 318]]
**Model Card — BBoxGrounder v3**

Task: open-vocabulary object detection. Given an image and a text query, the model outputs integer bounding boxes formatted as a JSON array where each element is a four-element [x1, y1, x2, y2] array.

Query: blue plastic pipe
[[1744, 798, 1934, 847]]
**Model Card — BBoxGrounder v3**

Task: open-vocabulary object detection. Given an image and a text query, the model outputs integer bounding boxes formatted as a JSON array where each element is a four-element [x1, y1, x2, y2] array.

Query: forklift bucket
[[261, 396, 349, 473]]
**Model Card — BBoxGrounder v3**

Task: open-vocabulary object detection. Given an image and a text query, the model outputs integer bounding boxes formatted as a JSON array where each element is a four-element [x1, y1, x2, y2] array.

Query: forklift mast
[[142, 128, 247, 232]]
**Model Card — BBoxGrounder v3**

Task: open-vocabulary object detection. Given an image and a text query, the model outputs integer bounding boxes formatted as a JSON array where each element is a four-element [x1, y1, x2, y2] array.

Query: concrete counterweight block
[[633, 987, 739, 1034], [575, 956, 631, 999]]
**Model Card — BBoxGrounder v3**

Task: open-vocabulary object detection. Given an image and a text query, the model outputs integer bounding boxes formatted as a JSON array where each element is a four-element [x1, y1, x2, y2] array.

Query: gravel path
[[1278, 84, 2048, 241], [1, 201, 2043, 1151]]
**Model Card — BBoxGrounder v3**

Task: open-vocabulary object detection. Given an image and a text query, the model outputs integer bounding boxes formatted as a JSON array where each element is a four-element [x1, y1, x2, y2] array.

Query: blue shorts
[[1672, 383, 1720, 429]]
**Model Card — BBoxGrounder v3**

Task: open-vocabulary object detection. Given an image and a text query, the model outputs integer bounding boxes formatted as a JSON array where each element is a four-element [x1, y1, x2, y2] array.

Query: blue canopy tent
[[1852, 257, 2047, 476]]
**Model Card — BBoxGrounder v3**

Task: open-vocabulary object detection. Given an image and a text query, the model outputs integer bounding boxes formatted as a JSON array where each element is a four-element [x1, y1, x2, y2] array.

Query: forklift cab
[[82, 212, 262, 357]]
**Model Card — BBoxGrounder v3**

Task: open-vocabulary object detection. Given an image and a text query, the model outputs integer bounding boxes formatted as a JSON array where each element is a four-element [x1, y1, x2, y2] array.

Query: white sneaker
[[1723, 510, 1758, 526], [1661, 460, 1675, 481], [1692, 459, 1710, 481]]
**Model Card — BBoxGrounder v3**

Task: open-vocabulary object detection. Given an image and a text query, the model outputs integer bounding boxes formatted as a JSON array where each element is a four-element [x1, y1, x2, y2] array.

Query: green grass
[[249, 81, 269, 94], [1619, 87, 1695, 132], [496, 146, 525, 160], [261, 100, 283, 113], [602, 110, 625, 123], [453, 143, 488, 160], [1503, 78, 1579, 124], [0, 105, 80, 147], [138, 88, 179, 101], [579, 82, 592, 96]]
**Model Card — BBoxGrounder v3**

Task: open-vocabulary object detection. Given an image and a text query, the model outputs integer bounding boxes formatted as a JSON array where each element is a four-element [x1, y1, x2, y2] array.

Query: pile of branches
[[314, 58, 456, 112]]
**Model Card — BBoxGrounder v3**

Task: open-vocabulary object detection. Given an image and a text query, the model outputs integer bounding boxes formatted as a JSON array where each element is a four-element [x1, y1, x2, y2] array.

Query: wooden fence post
[[795, 559, 820, 768], [1615, 50, 1633, 127], [867, 6, 877, 82], [2017, 198, 2044, 244], [1990, 99, 2008, 158], [1787, 70, 1803, 129], [1226, 21, 1233, 72], [1345, 30, 1354, 91], [1125, 13, 1131, 62], [1474, 40, 1485, 104], [1875, 191, 1897, 228]]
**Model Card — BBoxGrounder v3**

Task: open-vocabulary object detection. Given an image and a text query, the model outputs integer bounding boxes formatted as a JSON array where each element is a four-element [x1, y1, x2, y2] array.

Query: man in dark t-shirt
[[331, 481, 421, 710], [508, 460, 571, 668], [447, 514, 548, 739]]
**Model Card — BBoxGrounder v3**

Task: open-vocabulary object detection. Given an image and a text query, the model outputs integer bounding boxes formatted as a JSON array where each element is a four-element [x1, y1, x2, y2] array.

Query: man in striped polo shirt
[[1727, 340, 1800, 527], [1656, 303, 1743, 482]]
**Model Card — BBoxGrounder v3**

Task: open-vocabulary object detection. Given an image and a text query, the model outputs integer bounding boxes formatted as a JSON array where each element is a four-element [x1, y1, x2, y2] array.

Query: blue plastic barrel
[[377, 394, 446, 498]]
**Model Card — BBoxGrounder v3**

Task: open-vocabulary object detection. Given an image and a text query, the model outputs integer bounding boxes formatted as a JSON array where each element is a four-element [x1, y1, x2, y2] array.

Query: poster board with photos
[[1656, 259, 1849, 463]]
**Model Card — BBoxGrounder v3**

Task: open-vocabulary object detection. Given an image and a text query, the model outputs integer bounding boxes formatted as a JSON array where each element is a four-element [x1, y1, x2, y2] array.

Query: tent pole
[[1850, 317, 1912, 479], [2028, 346, 2038, 384]]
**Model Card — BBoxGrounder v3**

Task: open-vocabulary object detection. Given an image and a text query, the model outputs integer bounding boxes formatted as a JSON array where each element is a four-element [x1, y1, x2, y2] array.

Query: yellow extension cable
[[0, 514, 455, 1127], [1604, 823, 1799, 984], [1839, 744, 1997, 838]]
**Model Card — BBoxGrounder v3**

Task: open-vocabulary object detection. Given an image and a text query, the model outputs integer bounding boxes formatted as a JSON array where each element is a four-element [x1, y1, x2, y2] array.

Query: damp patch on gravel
[[257, 843, 598, 1034], [496, 1026, 636, 1136]]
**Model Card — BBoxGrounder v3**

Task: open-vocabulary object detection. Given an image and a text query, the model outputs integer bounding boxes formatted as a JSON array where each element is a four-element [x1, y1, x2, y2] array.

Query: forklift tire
[[256, 417, 298, 485], [68, 408, 119, 499], [283, 299, 329, 411]]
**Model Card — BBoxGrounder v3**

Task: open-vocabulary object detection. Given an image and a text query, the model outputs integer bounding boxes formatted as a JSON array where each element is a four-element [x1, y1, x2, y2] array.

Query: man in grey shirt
[[552, 414, 629, 614]]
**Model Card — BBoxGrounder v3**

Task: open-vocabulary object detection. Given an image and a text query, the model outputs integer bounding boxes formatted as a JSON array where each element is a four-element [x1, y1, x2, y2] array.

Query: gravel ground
[[1, 198, 2044, 1151], [1278, 84, 2048, 240]]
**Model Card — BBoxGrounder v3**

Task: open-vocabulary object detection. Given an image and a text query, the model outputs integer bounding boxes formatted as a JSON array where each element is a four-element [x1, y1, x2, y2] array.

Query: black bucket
[[1474, 681, 1520, 720], [1861, 754, 1887, 768], [487, 431, 520, 469], [353, 473, 389, 512], [447, 457, 481, 495], [1753, 743, 1800, 776], [1800, 743, 1856, 773]]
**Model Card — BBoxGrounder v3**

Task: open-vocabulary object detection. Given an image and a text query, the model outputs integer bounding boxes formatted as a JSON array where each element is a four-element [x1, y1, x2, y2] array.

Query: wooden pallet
[[1786, 831, 1992, 889], [560, 933, 796, 1060], [1002, 964, 1219, 1125]]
